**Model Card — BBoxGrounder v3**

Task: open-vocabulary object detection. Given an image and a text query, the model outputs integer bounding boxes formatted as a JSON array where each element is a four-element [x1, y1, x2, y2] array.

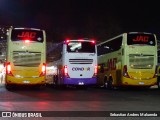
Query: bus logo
[[17, 32, 36, 38], [107, 58, 117, 70], [72, 67, 90, 71], [132, 35, 149, 42]]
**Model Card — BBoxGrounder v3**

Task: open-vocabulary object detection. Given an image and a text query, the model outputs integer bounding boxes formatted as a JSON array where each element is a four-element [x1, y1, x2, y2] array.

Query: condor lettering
[[72, 67, 90, 71], [107, 58, 117, 70]]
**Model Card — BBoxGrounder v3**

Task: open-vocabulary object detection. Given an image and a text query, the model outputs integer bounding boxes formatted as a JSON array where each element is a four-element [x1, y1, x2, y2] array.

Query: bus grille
[[69, 59, 93, 64], [13, 52, 41, 67]]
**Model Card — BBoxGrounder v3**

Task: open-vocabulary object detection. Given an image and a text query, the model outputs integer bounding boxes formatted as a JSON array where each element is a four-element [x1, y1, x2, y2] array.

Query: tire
[[103, 75, 108, 89], [5, 84, 12, 90], [33, 84, 46, 90], [107, 76, 113, 89]]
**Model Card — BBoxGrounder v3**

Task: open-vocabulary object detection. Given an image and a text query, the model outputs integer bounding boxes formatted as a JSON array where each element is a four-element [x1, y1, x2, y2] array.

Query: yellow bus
[[97, 32, 157, 89], [5, 27, 46, 89]]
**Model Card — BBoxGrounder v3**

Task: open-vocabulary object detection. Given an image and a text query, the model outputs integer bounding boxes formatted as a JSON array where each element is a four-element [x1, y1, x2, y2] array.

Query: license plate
[[139, 82, 144, 85], [23, 80, 30, 84]]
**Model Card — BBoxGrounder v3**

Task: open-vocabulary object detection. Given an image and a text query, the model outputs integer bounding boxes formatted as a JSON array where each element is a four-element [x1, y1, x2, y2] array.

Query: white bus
[[97, 32, 157, 89], [5, 27, 46, 89], [53, 39, 97, 86]]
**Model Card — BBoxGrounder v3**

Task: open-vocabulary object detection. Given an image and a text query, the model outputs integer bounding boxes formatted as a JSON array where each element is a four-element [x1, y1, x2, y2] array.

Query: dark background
[[0, 0, 160, 43]]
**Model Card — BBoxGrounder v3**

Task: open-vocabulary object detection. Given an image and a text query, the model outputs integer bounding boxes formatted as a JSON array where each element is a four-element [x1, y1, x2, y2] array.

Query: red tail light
[[91, 40, 95, 44], [64, 65, 68, 74], [94, 65, 97, 75], [123, 65, 130, 78], [92, 65, 97, 77], [6, 62, 14, 76], [64, 65, 70, 78], [65, 39, 70, 44], [39, 63, 46, 77]]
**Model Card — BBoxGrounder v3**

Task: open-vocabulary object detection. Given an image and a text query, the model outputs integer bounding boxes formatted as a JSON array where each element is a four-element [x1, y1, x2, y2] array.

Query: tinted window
[[11, 29, 44, 42], [127, 34, 155, 46], [97, 37, 122, 56], [67, 41, 95, 53]]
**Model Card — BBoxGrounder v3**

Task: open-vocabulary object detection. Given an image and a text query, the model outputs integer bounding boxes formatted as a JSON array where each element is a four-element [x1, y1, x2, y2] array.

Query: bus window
[[67, 41, 95, 53]]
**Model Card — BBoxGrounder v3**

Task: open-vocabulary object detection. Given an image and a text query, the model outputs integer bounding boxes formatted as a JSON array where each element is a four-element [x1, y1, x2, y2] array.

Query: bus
[[53, 39, 97, 87], [97, 32, 157, 89], [5, 27, 46, 89]]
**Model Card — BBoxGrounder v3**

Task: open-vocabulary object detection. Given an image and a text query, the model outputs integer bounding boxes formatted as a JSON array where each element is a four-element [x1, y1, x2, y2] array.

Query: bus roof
[[64, 39, 96, 44], [12, 27, 42, 31], [65, 39, 94, 41], [128, 32, 154, 35]]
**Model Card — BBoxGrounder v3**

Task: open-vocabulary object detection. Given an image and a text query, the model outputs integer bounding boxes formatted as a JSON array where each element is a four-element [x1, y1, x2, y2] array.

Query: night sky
[[0, 0, 160, 42]]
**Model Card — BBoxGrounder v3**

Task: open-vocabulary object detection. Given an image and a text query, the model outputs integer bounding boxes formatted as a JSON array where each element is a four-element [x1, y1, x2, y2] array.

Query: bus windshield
[[127, 34, 155, 46], [11, 29, 44, 42], [67, 41, 95, 53]]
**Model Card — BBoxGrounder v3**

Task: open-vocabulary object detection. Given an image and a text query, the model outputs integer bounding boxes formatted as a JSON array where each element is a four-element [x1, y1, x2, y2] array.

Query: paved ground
[[0, 82, 160, 120]]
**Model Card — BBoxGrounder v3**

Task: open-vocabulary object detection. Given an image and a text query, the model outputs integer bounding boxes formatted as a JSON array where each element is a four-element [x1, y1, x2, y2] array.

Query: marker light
[[78, 39, 84, 42], [91, 40, 95, 44], [65, 39, 70, 43]]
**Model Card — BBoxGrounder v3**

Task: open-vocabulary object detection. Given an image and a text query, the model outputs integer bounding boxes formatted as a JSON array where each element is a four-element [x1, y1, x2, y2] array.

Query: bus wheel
[[103, 76, 108, 89], [53, 75, 58, 88], [5, 84, 12, 90], [107, 76, 113, 89], [34, 85, 45, 90]]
